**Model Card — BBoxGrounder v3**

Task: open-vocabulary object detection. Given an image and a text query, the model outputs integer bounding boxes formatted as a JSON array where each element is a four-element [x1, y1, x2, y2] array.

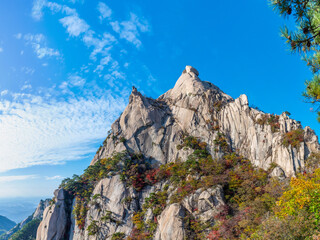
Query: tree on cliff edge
[[271, 0, 320, 121]]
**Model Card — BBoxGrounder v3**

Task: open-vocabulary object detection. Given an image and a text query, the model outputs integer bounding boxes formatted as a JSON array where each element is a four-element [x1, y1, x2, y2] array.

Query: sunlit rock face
[[37, 66, 320, 240], [94, 65, 319, 176]]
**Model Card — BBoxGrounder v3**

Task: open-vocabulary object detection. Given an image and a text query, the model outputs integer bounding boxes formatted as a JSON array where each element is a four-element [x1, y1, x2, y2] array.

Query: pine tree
[[271, 0, 320, 121]]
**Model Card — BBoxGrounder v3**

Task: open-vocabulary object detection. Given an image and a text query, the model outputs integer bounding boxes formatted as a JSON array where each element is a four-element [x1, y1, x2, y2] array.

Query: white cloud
[[14, 33, 22, 39], [68, 75, 86, 87], [67, 0, 84, 4], [59, 15, 90, 37], [59, 81, 68, 90], [21, 84, 32, 90], [24, 34, 60, 59], [82, 31, 116, 60], [0, 91, 126, 172], [94, 55, 112, 72], [45, 175, 64, 180], [0, 90, 8, 96], [32, 0, 47, 20], [0, 48, 3, 53], [21, 67, 35, 75], [98, 2, 112, 21], [0, 175, 37, 183], [111, 13, 150, 48], [30, 0, 151, 91]]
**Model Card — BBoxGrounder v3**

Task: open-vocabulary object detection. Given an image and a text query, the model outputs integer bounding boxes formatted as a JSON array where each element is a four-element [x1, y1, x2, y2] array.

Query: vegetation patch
[[60, 151, 157, 229], [111, 232, 126, 240], [10, 218, 41, 240], [60, 130, 320, 239], [129, 134, 290, 239], [213, 132, 230, 153], [213, 100, 224, 112], [176, 135, 207, 151], [256, 114, 280, 133], [282, 128, 304, 149]]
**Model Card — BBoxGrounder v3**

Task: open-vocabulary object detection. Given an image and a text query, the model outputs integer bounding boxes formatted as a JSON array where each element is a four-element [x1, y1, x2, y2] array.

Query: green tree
[[270, 0, 320, 121], [10, 218, 41, 240]]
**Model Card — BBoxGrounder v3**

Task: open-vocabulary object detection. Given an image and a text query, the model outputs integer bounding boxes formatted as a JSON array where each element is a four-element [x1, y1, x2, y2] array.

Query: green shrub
[[213, 100, 223, 112], [87, 220, 99, 236], [282, 128, 304, 149], [214, 132, 230, 153], [256, 114, 280, 133], [111, 232, 126, 240]]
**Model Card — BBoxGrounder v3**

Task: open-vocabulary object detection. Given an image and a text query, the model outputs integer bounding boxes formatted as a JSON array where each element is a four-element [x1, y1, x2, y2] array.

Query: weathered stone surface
[[33, 199, 51, 220], [185, 65, 199, 76], [93, 65, 320, 176], [154, 203, 186, 240], [69, 175, 134, 240], [182, 185, 225, 222], [270, 166, 286, 180], [37, 189, 68, 240]]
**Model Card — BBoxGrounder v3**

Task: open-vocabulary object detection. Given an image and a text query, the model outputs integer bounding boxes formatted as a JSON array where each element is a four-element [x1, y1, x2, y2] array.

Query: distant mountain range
[[0, 216, 15, 235], [0, 199, 50, 240]]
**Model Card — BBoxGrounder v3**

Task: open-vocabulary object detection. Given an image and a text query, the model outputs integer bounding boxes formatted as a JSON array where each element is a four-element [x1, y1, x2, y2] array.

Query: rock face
[[36, 66, 320, 240], [69, 175, 136, 240], [154, 203, 185, 240], [37, 189, 70, 240], [94, 65, 319, 176]]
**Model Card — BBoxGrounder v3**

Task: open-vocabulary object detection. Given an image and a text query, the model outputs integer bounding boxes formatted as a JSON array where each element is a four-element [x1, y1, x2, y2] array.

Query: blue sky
[[0, 0, 318, 221]]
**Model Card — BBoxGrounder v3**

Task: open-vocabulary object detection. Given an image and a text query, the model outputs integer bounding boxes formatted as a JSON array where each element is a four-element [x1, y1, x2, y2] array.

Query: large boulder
[[36, 189, 69, 240]]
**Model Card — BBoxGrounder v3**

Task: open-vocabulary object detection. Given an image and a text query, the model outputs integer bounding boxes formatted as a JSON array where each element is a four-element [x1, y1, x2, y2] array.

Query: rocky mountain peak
[[160, 66, 232, 104], [37, 65, 320, 240]]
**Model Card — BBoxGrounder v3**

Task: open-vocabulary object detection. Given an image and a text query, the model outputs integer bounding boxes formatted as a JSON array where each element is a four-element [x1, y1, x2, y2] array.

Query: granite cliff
[[36, 66, 320, 240]]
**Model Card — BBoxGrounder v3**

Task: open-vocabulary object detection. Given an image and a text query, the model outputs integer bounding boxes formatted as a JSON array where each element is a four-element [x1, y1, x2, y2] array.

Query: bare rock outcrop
[[154, 203, 186, 240], [37, 189, 70, 240], [93, 65, 320, 176]]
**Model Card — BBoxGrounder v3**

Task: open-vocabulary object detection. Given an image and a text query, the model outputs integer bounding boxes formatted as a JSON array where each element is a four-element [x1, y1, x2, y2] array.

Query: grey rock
[[37, 190, 68, 240], [154, 203, 185, 240]]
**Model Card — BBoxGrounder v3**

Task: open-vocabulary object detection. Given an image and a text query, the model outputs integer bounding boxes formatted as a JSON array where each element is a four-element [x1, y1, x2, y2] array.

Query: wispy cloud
[[68, 75, 86, 87], [31, 0, 47, 20], [30, 0, 152, 91], [1, 90, 8, 96], [0, 175, 37, 183], [21, 84, 32, 90], [24, 33, 60, 59], [45, 175, 64, 180], [0, 48, 3, 53], [0, 89, 126, 172], [60, 15, 90, 37], [110, 13, 150, 48], [82, 31, 116, 60], [98, 2, 112, 21], [21, 67, 35, 75], [14, 33, 22, 39]]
